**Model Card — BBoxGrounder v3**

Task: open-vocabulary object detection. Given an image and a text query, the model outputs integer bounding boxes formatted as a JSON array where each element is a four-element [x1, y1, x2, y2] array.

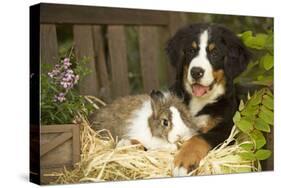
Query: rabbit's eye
[[161, 119, 169, 127]]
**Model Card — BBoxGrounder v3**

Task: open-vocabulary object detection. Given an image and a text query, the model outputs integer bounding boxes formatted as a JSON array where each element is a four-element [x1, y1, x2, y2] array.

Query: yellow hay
[[43, 116, 259, 184]]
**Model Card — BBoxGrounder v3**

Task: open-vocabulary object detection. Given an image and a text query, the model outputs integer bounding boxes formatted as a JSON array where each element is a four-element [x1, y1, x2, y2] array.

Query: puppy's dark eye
[[210, 49, 218, 58], [188, 48, 196, 54], [161, 119, 169, 127], [184, 48, 196, 55]]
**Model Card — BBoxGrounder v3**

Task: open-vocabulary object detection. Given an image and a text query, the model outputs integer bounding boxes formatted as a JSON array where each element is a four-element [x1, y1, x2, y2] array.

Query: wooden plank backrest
[[40, 24, 58, 65], [39, 3, 192, 100], [73, 25, 99, 96], [92, 26, 111, 101], [139, 26, 160, 92], [40, 3, 169, 25], [107, 26, 130, 98]]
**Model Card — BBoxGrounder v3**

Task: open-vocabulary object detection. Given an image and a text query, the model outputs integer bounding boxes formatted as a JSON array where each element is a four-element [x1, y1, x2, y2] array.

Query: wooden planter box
[[40, 124, 80, 184]]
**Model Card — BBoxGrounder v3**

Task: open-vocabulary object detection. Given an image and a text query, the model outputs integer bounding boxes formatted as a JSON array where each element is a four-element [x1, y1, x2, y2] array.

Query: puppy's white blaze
[[168, 106, 195, 143], [198, 30, 208, 56], [187, 30, 214, 86], [126, 100, 176, 150]]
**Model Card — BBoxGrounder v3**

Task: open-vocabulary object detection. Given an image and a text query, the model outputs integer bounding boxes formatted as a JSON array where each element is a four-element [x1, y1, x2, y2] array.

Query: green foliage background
[[234, 30, 274, 161]]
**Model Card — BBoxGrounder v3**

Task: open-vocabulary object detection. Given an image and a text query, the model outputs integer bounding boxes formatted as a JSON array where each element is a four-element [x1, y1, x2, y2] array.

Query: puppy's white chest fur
[[189, 95, 216, 116], [192, 114, 210, 130], [189, 97, 214, 129], [189, 83, 225, 116]]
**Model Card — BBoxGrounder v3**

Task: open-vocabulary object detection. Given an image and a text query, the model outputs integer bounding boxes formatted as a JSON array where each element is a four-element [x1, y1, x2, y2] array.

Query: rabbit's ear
[[150, 90, 164, 118], [150, 90, 164, 101]]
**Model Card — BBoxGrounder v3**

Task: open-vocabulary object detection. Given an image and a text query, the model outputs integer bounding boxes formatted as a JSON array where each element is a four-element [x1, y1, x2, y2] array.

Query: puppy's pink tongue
[[192, 84, 209, 97]]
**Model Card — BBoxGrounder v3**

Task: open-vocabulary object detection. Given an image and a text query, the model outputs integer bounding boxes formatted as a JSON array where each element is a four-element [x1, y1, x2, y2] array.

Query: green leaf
[[240, 143, 254, 151], [240, 31, 253, 42], [255, 149, 272, 160], [262, 95, 273, 110], [253, 34, 268, 49], [233, 111, 241, 123], [249, 130, 266, 149], [261, 105, 273, 118], [238, 100, 245, 111], [266, 89, 273, 97], [264, 33, 274, 54], [241, 105, 259, 116], [259, 109, 273, 125], [243, 33, 268, 50], [261, 53, 273, 71], [255, 118, 270, 133], [249, 93, 262, 106], [236, 119, 253, 133], [253, 77, 273, 86], [239, 151, 256, 160]]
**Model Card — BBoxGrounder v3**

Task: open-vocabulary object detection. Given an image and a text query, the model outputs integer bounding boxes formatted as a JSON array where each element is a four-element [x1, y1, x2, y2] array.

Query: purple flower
[[48, 72, 54, 78], [66, 69, 73, 74], [49, 57, 80, 103], [54, 92, 66, 102], [63, 58, 70, 63], [63, 58, 71, 69]]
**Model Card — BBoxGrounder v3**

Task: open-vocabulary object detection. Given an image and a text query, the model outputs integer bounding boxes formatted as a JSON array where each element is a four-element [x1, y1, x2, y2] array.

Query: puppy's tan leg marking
[[173, 136, 211, 175]]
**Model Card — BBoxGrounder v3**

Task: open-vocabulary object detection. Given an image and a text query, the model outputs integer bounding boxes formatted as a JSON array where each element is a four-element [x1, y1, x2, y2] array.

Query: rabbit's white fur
[[169, 106, 195, 143], [121, 99, 195, 151]]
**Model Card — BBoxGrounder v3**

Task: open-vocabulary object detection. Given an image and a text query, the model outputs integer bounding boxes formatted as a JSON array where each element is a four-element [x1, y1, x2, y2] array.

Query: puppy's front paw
[[173, 166, 189, 176], [172, 136, 211, 176]]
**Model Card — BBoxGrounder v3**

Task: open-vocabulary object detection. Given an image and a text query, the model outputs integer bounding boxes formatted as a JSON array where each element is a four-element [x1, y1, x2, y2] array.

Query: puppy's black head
[[166, 23, 251, 98]]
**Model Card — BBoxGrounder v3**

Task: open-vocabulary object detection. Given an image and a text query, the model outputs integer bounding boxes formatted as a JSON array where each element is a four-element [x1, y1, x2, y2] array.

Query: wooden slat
[[72, 124, 80, 164], [92, 26, 111, 101], [157, 26, 172, 87], [40, 132, 72, 156], [40, 3, 169, 25], [138, 26, 160, 92], [41, 124, 74, 133], [168, 12, 188, 36], [73, 25, 99, 96], [166, 13, 189, 84], [40, 24, 58, 65], [107, 26, 130, 98]]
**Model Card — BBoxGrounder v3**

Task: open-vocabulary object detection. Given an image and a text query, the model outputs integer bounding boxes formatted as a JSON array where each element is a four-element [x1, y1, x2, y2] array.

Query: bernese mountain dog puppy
[[166, 23, 251, 175]]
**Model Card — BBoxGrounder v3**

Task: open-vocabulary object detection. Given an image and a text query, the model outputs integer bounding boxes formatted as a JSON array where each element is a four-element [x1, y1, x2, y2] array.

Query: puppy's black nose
[[190, 67, 204, 80]]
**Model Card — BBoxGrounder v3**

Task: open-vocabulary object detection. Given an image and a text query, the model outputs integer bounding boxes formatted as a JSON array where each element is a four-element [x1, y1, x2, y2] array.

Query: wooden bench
[[40, 3, 203, 101]]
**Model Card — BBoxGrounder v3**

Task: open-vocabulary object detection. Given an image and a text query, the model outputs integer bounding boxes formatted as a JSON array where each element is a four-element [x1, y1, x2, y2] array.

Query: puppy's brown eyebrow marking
[[192, 41, 197, 49], [208, 43, 216, 51]]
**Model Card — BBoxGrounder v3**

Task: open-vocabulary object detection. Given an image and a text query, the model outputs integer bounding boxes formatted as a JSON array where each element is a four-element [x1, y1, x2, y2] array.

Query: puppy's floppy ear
[[166, 24, 203, 79], [222, 28, 251, 79], [166, 30, 184, 68]]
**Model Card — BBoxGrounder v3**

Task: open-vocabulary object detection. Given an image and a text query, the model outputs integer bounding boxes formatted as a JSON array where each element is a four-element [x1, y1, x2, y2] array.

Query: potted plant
[[40, 51, 95, 173]]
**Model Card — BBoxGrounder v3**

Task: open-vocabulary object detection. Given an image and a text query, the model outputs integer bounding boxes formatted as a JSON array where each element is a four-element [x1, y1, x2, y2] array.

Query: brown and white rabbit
[[89, 90, 197, 151]]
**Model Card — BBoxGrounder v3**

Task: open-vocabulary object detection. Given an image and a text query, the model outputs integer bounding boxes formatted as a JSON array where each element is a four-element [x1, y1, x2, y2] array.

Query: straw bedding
[[43, 116, 259, 184]]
